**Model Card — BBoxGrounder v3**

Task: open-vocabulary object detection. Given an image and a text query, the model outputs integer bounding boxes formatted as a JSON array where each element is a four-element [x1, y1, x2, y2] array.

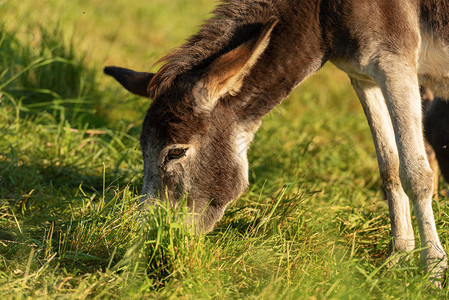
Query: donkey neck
[[232, 1, 326, 123]]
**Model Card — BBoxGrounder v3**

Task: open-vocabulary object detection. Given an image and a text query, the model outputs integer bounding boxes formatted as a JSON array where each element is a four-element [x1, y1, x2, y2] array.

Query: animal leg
[[351, 78, 414, 255], [376, 62, 447, 284], [421, 87, 439, 200]]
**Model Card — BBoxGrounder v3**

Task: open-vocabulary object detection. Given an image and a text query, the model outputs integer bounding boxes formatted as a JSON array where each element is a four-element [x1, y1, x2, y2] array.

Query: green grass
[[1, 1, 449, 298]]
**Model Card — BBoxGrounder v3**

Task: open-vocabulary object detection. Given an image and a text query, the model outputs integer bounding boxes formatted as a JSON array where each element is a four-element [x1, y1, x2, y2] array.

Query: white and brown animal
[[105, 0, 449, 285]]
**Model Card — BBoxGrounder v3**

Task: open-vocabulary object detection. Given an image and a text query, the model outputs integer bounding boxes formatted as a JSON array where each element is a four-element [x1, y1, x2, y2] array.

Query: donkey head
[[105, 19, 277, 232]]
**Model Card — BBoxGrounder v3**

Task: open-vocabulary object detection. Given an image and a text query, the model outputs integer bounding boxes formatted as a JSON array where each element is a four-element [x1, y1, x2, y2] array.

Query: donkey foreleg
[[351, 78, 414, 255], [376, 62, 447, 284]]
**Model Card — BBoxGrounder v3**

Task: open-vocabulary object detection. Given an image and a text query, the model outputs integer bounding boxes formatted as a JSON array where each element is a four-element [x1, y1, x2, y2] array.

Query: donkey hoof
[[423, 253, 447, 289]]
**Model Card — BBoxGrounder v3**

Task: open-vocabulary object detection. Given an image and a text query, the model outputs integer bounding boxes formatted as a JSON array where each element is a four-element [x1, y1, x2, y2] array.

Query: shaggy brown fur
[[148, 0, 281, 98]]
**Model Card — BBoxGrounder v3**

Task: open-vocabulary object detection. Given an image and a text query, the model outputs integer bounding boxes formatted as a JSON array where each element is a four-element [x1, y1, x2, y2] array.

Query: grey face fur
[[105, 18, 277, 232], [138, 94, 257, 233], [105, 0, 449, 285]]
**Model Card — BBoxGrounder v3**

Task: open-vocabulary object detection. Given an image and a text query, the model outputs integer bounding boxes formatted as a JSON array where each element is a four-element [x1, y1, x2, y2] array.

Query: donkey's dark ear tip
[[103, 66, 154, 98], [104, 66, 117, 76]]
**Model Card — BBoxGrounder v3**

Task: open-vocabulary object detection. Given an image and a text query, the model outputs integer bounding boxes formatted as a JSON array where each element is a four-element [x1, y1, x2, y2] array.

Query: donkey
[[105, 0, 448, 284]]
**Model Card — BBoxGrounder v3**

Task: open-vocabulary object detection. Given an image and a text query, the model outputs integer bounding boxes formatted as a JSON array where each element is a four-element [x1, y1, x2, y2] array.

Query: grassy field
[[1, 0, 449, 298]]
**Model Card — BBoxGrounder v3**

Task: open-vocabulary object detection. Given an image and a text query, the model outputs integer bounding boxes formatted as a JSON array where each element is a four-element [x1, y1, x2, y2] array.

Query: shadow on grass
[[0, 158, 141, 270], [0, 160, 138, 198]]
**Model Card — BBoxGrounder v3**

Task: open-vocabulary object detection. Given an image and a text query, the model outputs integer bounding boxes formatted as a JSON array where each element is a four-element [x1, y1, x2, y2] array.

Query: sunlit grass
[[1, 0, 449, 298]]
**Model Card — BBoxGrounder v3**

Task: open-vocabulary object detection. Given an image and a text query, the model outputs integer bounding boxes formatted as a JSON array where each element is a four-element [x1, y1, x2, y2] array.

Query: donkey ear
[[104, 66, 154, 98], [194, 18, 279, 112]]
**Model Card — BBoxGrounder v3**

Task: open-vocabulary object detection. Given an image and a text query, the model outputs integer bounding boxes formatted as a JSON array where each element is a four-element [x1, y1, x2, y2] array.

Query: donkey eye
[[166, 148, 187, 161]]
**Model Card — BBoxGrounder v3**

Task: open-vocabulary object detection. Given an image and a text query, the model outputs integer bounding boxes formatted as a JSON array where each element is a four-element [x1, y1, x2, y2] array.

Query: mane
[[147, 0, 279, 98]]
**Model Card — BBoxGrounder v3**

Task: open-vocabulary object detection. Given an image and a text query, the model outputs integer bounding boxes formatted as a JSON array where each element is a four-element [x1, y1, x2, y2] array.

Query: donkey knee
[[398, 162, 434, 203], [379, 162, 401, 192]]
